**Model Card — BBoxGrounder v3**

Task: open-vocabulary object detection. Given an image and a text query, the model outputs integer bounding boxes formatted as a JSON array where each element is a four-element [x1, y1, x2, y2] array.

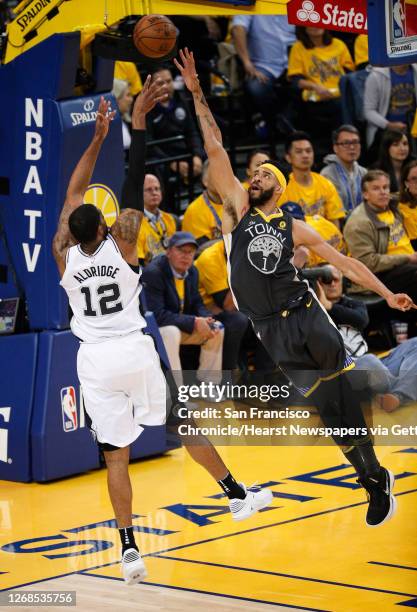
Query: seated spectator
[[194, 239, 250, 371], [138, 174, 177, 264], [363, 64, 417, 151], [114, 61, 142, 96], [343, 170, 417, 310], [182, 161, 223, 244], [354, 34, 368, 70], [280, 200, 346, 267], [321, 125, 367, 214], [398, 160, 417, 250], [232, 15, 296, 141], [279, 132, 346, 228], [147, 67, 203, 181], [287, 27, 354, 150], [142, 232, 223, 385], [242, 149, 269, 190], [112, 79, 133, 151], [372, 129, 413, 193], [317, 265, 417, 412]]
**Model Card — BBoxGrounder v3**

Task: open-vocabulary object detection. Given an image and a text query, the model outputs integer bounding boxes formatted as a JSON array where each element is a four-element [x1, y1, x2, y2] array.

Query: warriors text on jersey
[[60, 234, 146, 342], [223, 207, 308, 319]]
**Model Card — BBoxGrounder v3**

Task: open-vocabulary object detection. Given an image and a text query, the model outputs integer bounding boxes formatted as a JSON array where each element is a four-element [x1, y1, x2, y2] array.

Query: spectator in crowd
[[398, 160, 417, 250], [231, 15, 296, 140], [112, 79, 133, 151], [343, 170, 417, 312], [182, 160, 223, 244], [241, 149, 269, 190], [363, 64, 417, 151], [321, 125, 367, 214], [279, 132, 346, 228], [287, 27, 354, 149], [354, 34, 368, 70], [317, 265, 417, 413], [114, 61, 142, 96], [194, 240, 250, 372], [372, 129, 413, 193], [146, 67, 203, 181], [137, 174, 177, 264], [142, 232, 224, 385]]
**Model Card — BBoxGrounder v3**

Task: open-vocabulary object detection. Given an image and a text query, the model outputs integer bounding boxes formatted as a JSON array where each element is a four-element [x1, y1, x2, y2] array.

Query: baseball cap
[[168, 231, 198, 249]]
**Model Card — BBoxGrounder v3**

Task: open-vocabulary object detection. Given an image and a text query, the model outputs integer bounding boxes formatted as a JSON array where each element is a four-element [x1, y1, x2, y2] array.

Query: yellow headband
[[259, 163, 287, 192]]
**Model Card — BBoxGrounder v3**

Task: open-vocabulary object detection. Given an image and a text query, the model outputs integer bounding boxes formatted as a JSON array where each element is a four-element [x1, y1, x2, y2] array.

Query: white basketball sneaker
[[229, 484, 273, 521], [121, 548, 147, 585]]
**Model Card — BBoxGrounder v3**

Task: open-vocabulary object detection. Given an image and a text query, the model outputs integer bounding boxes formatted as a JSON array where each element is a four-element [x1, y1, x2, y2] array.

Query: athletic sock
[[119, 526, 138, 554], [342, 438, 381, 479], [218, 472, 246, 499]]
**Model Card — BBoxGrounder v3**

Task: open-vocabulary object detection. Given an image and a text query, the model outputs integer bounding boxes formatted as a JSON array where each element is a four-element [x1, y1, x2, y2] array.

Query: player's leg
[[153, 346, 273, 521], [304, 303, 396, 526]]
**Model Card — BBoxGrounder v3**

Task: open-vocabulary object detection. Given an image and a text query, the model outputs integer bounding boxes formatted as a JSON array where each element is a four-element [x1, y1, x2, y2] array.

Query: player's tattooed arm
[[175, 48, 248, 232], [110, 209, 143, 265]]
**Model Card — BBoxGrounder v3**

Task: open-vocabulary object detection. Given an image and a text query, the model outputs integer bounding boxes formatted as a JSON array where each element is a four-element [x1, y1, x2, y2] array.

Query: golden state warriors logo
[[84, 184, 119, 227], [248, 234, 283, 274]]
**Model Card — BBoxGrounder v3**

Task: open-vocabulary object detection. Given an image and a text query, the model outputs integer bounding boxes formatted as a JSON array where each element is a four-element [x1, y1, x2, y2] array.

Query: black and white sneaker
[[121, 548, 147, 585], [358, 467, 397, 527], [229, 483, 273, 521]]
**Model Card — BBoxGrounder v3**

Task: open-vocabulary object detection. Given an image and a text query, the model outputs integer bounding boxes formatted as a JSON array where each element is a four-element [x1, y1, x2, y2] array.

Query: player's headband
[[258, 163, 287, 191]]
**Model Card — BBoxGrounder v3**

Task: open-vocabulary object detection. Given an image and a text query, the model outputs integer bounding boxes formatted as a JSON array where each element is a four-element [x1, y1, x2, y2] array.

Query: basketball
[[133, 15, 177, 59]]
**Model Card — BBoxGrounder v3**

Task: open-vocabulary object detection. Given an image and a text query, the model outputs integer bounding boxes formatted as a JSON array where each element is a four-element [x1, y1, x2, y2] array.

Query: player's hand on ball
[[133, 75, 169, 121], [95, 97, 116, 141], [174, 48, 199, 93], [387, 292, 417, 311]]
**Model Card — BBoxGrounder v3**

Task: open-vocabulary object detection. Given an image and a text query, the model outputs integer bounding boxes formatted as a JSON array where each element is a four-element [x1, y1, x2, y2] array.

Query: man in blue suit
[[142, 232, 224, 385]]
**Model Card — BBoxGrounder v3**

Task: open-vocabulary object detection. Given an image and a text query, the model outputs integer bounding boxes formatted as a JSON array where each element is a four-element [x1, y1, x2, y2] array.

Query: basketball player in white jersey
[[175, 48, 416, 528], [53, 80, 272, 585]]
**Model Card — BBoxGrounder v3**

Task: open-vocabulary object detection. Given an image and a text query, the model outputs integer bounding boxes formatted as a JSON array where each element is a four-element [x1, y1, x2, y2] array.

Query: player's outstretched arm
[[121, 75, 168, 212], [293, 219, 416, 312], [52, 97, 115, 276], [174, 48, 248, 233]]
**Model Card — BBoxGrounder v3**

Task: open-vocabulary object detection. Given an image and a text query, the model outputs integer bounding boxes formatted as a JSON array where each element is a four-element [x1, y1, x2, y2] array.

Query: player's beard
[[249, 186, 275, 207]]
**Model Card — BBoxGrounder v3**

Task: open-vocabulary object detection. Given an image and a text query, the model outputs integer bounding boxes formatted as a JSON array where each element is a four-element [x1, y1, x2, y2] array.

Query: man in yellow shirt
[[344, 170, 417, 310], [279, 132, 346, 229], [138, 174, 177, 264], [182, 161, 223, 244], [194, 240, 249, 371], [114, 61, 142, 96]]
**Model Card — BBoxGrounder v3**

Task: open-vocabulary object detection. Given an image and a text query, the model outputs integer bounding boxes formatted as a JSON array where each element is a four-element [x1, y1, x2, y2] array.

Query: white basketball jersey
[[60, 235, 146, 343]]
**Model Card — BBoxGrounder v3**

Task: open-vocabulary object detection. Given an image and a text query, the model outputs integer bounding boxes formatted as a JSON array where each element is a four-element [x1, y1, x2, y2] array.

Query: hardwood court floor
[[1, 408, 416, 611]]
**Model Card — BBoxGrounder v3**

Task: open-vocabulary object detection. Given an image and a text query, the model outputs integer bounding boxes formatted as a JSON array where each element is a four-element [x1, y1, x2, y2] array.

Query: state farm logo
[[288, 0, 367, 32], [297, 1, 320, 23]]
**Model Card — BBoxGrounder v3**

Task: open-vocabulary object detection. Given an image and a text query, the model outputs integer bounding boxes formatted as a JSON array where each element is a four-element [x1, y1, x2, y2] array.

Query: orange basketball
[[133, 15, 177, 59]]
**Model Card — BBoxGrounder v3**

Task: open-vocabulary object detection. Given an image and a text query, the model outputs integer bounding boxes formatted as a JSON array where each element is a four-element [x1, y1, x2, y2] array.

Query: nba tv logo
[[61, 387, 78, 432]]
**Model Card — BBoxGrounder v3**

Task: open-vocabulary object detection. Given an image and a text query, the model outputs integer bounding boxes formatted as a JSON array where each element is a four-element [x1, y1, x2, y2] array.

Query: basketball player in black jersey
[[175, 48, 416, 527]]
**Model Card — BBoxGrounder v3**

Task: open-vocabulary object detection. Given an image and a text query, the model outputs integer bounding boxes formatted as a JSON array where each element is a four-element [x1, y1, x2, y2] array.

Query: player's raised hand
[[95, 96, 116, 141], [174, 48, 199, 94], [132, 75, 168, 122], [387, 292, 417, 312]]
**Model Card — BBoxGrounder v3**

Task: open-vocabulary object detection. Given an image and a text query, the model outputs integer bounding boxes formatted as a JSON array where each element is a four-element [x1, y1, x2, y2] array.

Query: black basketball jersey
[[224, 207, 308, 319]]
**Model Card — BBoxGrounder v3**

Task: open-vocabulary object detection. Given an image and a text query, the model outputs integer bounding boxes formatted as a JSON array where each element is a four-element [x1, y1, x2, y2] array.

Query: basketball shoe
[[229, 484, 273, 521], [121, 548, 147, 585], [358, 467, 397, 527]]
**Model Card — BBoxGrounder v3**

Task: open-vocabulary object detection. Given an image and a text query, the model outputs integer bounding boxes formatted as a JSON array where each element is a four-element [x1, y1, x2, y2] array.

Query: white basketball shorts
[[77, 331, 166, 448]]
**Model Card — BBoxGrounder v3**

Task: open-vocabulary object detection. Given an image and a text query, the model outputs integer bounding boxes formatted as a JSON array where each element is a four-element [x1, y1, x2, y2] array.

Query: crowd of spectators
[[109, 17, 417, 402]]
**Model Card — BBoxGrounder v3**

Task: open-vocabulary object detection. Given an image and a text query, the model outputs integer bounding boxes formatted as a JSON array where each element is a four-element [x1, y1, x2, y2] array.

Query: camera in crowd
[[299, 265, 334, 292]]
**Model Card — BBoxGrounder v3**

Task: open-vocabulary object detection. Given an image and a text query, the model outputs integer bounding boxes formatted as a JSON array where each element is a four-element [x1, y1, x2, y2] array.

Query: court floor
[[1, 418, 416, 611]]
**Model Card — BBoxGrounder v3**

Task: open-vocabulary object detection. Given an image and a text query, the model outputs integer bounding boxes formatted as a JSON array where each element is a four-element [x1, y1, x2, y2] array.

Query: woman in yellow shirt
[[288, 27, 354, 150], [398, 160, 417, 250]]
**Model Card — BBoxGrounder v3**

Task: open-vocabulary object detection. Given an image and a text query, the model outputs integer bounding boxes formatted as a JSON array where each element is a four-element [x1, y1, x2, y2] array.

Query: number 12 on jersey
[[80, 283, 123, 316]]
